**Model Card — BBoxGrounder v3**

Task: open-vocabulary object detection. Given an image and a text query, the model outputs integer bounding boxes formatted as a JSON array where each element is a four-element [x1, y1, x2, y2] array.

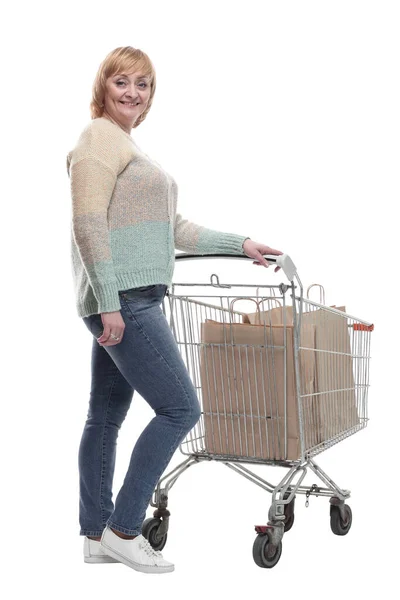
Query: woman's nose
[[127, 85, 140, 99]]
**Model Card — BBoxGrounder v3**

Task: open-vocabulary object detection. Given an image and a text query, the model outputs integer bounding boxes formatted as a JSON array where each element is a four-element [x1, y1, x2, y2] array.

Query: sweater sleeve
[[174, 212, 250, 255], [67, 122, 131, 313]]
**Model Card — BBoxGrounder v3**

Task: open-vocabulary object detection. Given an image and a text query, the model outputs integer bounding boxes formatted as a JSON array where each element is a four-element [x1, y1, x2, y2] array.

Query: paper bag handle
[[256, 295, 282, 309], [306, 284, 326, 304], [228, 296, 285, 325], [253, 296, 283, 324], [228, 297, 263, 323]]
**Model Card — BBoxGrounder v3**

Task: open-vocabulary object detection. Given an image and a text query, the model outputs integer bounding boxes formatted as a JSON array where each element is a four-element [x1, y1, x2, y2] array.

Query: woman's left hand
[[242, 239, 284, 272]]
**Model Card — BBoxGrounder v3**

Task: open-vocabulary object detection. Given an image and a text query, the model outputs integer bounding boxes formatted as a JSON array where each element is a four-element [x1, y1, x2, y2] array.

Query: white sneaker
[[83, 536, 119, 563], [100, 526, 175, 574]]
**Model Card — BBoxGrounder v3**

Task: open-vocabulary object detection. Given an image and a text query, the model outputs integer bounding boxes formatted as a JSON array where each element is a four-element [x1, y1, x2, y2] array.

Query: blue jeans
[[79, 284, 201, 537]]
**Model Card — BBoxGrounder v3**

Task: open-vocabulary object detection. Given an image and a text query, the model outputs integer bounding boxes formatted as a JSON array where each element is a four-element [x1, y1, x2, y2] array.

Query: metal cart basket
[[141, 253, 374, 568]]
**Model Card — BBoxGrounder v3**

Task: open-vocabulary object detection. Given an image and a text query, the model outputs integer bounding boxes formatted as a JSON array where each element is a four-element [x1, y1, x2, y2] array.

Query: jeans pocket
[[83, 314, 104, 338]]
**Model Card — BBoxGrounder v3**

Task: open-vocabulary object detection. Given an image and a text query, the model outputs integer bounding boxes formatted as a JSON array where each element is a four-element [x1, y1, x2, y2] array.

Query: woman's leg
[[84, 284, 201, 537], [78, 328, 134, 538]]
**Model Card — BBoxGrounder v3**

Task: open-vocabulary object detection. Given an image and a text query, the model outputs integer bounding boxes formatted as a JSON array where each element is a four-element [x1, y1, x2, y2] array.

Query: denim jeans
[[79, 284, 201, 537]]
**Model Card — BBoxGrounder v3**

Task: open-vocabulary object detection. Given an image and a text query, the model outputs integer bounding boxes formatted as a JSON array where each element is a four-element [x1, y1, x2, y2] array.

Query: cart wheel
[[284, 512, 295, 532], [141, 517, 168, 551], [283, 493, 296, 533], [330, 504, 352, 536], [252, 534, 282, 569]]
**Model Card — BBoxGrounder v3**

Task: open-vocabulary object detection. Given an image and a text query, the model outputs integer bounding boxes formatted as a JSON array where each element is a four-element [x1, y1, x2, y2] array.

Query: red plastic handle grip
[[353, 323, 374, 331]]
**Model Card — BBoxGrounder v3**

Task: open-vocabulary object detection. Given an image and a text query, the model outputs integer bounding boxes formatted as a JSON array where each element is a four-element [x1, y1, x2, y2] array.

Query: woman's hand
[[242, 239, 284, 272], [97, 311, 126, 346]]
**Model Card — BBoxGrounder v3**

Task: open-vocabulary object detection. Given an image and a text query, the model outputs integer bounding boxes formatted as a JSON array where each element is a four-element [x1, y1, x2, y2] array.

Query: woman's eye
[[116, 81, 147, 88]]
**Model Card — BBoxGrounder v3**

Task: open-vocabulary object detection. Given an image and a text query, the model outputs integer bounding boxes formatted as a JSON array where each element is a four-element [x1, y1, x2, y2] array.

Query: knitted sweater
[[66, 116, 250, 318]]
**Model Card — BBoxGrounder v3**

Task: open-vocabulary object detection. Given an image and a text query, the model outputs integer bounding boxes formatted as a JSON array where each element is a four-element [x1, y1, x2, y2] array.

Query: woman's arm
[[68, 154, 122, 313], [174, 212, 250, 255], [67, 120, 132, 313], [174, 213, 283, 270]]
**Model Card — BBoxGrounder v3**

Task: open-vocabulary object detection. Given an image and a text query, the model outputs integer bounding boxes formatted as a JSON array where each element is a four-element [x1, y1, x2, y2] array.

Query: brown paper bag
[[302, 306, 359, 442], [244, 303, 359, 444], [241, 300, 320, 449], [199, 303, 317, 460]]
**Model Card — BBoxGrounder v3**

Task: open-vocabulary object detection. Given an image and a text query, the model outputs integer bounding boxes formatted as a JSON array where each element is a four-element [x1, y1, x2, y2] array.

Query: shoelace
[[139, 537, 163, 558]]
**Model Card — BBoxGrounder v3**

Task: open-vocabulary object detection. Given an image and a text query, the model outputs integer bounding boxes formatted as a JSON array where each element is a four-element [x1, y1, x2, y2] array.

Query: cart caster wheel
[[284, 512, 295, 532], [252, 534, 282, 569], [283, 492, 296, 533], [141, 517, 168, 551], [330, 504, 352, 536]]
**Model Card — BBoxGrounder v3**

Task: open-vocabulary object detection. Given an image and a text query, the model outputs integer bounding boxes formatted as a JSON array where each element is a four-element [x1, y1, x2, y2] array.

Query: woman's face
[[102, 69, 152, 130]]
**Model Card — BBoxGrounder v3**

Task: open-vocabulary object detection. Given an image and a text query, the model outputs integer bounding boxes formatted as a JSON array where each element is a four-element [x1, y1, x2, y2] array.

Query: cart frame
[[140, 253, 373, 568]]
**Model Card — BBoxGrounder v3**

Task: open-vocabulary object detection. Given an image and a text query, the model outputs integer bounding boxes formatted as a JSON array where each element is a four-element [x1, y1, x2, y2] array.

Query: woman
[[66, 46, 283, 574]]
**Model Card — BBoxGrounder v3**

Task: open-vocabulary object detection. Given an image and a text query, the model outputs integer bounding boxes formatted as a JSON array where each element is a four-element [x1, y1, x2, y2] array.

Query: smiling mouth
[[120, 101, 139, 106]]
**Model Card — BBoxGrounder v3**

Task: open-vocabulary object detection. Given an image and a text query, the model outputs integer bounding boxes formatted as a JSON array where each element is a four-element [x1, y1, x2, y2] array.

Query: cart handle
[[174, 252, 297, 282]]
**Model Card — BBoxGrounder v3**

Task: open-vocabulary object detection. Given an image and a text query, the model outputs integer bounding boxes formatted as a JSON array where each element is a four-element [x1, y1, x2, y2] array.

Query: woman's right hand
[[97, 311, 126, 346]]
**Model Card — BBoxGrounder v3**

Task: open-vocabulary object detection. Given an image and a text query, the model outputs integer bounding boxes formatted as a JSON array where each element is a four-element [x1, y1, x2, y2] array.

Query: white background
[[2, 0, 399, 597]]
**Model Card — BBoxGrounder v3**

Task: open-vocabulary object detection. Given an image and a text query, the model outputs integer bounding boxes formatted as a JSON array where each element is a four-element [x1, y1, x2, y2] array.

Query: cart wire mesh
[[161, 282, 372, 465]]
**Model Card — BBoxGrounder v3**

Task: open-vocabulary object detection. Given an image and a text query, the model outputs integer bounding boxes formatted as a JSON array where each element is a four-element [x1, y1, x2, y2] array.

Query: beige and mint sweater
[[66, 116, 250, 318]]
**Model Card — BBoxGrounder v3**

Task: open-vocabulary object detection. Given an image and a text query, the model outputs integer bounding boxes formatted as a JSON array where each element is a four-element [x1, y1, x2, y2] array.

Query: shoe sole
[[84, 554, 119, 563], [100, 540, 174, 573]]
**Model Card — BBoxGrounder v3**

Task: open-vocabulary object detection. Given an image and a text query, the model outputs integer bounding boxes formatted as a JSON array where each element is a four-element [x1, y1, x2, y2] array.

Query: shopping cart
[[141, 253, 373, 568]]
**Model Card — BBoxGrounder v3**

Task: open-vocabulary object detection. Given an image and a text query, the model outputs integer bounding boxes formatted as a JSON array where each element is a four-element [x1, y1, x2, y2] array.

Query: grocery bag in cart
[[243, 288, 359, 444], [199, 298, 319, 461]]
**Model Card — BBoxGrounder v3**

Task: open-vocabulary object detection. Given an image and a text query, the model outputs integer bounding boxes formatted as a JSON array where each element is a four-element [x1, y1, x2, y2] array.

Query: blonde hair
[[90, 46, 157, 128]]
